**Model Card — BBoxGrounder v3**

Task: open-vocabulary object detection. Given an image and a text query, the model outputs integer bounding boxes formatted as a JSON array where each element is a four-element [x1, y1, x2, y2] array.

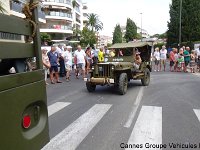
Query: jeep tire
[[86, 82, 96, 92], [141, 68, 150, 86], [118, 73, 128, 95]]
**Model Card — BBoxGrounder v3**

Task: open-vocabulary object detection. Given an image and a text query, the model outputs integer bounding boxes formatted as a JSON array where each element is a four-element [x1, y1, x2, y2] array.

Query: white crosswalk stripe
[[42, 104, 112, 150], [124, 87, 144, 128], [193, 109, 200, 122], [126, 106, 162, 150], [48, 102, 71, 117]]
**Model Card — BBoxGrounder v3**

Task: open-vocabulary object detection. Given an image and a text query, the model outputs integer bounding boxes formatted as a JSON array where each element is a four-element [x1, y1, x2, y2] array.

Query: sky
[[84, 0, 172, 37]]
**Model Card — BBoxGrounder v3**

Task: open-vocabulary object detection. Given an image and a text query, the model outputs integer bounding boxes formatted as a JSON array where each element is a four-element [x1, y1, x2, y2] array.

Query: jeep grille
[[96, 65, 112, 77]]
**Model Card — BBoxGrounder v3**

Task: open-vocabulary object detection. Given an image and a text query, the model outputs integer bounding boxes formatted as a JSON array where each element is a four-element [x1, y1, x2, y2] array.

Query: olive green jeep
[[84, 42, 153, 95]]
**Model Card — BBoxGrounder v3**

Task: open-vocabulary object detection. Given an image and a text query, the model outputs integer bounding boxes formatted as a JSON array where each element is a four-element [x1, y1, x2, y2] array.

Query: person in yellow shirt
[[98, 48, 105, 62]]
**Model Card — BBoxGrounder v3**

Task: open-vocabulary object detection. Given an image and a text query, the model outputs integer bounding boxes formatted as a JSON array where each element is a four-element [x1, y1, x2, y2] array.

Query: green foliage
[[136, 33, 142, 39], [151, 33, 167, 39], [72, 0, 76, 8], [40, 33, 51, 43], [112, 24, 122, 44], [124, 18, 137, 42], [86, 13, 103, 32], [80, 27, 97, 47], [167, 0, 200, 46]]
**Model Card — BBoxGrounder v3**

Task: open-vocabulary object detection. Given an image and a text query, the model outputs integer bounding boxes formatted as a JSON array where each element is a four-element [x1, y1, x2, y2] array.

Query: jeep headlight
[[111, 66, 115, 70], [91, 66, 95, 70]]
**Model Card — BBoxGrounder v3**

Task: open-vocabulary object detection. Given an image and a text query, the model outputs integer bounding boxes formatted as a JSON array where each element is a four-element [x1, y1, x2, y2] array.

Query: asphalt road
[[42, 71, 200, 150]]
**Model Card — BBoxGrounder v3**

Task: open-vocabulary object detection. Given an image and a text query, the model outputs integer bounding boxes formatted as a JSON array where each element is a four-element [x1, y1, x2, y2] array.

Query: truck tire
[[86, 82, 96, 92], [118, 73, 128, 95], [141, 68, 150, 86]]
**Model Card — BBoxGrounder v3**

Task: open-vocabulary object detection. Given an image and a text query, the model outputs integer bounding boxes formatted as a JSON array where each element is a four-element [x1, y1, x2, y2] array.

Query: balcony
[[40, 24, 73, 34], [76, 18, 81, 24], [76, 0, 81, 5], [75, 6, 80, 14], [46, 11, 72, 21], [10, 1, 46, 22], [43, 0, 72, 9], [10, 1, 23, 13]]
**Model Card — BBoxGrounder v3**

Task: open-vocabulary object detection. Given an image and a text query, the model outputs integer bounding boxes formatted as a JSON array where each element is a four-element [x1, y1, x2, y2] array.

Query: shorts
[[160, 59, 166, 65], [65, 64, 72, 71], [77, 63, 85, 70], [50, 66, 58, 73], [170, 61, 174, 67], [155, 59, 160, 65], [184, 60, 190, 67]]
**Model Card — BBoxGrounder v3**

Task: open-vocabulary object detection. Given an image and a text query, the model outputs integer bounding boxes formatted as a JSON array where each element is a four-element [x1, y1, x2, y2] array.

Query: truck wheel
[[118, 73, 128, 95], [86, 82, 96, 92], [141, 68, 150, 86]]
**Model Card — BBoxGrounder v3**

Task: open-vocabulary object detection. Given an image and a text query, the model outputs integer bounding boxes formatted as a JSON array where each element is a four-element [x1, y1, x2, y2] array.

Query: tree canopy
[[167, 0, 200, 46], [86, 13, 103, 32], [80, 27, 97, 47], [112, 24, 122, 44], [124, 18, 137, 42]]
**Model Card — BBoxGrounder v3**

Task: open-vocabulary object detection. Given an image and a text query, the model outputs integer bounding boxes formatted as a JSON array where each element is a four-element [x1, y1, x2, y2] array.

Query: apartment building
[[82, 2, 88, 27], [137, 27, 150, 38], [99, 35, 112, 47], [121, 25, 150, 42], [40, 0, 84, 40], [1, 0, 86, 41], [0, 0, 46, 41]]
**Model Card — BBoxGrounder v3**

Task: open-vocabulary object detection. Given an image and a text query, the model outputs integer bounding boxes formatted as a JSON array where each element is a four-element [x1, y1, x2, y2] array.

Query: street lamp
[[140, 13, 143, 41], [179, 0, 182, 48]]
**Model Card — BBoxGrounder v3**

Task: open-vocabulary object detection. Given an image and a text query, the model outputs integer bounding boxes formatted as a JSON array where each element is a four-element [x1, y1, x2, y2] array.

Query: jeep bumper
[[84, 77, 115, 84]]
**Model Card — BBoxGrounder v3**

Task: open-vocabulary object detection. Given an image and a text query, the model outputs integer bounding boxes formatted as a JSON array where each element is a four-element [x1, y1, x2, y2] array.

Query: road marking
[[193, 109, 200, 122], [126, 106, 162, 150], [42, 104, 112, 150], [48, 102, 71, 117], [124, 87, 144, 128]]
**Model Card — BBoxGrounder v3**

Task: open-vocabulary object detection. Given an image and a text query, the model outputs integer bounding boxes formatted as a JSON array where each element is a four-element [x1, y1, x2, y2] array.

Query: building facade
[[0, 0, 46, 42], [41, 0, 83, 40], [98, 35, 112, 47], [0, 0, 85, 41]]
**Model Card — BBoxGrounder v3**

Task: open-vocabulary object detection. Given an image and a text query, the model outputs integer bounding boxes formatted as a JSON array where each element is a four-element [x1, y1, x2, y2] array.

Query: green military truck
[[0, 2, 49, 150], [84, 42, 152, 95]]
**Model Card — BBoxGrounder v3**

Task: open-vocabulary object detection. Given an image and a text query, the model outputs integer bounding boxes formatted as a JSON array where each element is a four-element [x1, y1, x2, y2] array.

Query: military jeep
[[84, 42, 153, 95]]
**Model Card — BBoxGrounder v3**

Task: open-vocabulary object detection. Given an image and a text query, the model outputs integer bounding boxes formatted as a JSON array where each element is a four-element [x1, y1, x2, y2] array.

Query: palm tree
[[72, 0, 76, 9], [86, 13, 103, 32], [0, 1, 6, 13]]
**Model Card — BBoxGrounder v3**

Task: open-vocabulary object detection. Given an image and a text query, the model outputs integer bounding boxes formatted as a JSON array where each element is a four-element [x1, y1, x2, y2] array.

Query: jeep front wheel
[[141, 68, 150, 86], [86, 82, 96, 92], [118, 73, 128, 95]]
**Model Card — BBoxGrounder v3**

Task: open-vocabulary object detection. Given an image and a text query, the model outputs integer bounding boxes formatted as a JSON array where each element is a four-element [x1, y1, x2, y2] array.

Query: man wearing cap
[[160, 45, 167, 71], [62, 46, 73, 81]]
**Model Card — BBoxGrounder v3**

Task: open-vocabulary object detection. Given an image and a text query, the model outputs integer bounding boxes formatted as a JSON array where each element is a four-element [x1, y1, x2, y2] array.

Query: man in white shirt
[[74, 45, 86, 79], [62, 46, 72, 81], [160, 45, 168, 71]]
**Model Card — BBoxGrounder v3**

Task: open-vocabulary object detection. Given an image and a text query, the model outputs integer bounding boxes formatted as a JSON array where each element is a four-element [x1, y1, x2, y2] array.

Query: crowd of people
[[153, 45, 200, 73], [41, 45, 116, 85]]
